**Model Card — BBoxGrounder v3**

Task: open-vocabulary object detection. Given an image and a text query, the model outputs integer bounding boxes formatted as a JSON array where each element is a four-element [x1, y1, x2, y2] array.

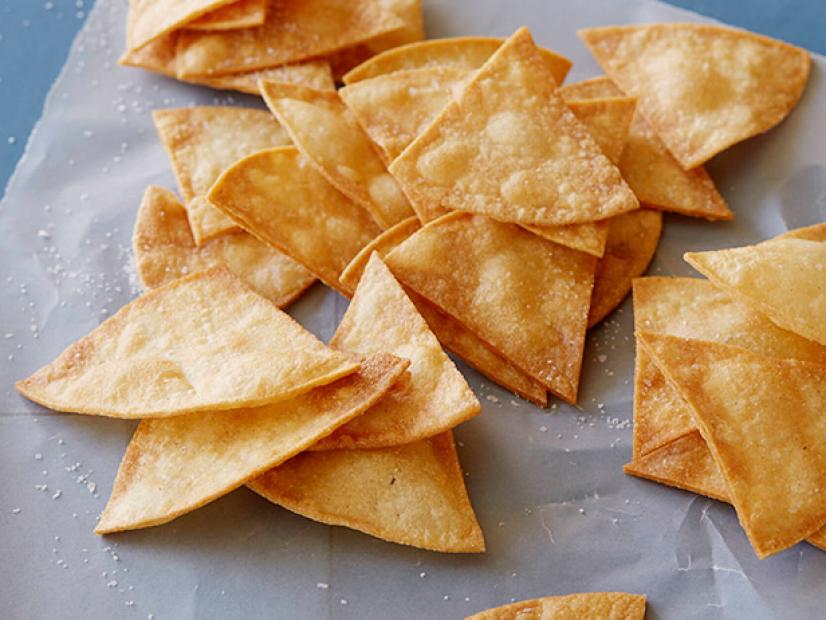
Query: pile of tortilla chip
[[119, 0, 424, 93], [466, 591, 646, 620], [626, 223, 826, 559]]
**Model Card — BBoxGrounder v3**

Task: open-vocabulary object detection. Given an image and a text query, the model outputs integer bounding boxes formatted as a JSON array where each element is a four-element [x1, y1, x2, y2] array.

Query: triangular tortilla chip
[[780, 222, 826, 242], [686, 237, 826, 346], [335, 218, 547, 406], [248, 432, 485, 553], [133, 186, 316, 307], [385, 212, 595, 403], [587, 209, 661, 327], [175, 0, 404, 78], [580, 24, 811, 169], [120, 32, 180, 77], [389, 28, 638, 227], [184, 0, 268, 31], [312, 255, 479, 449], [559, 76, 732, 221], [95, 353, 407, 534], [339, 216, 421, 295], [640, 333, 826, 558], [207, 146, 382, 295], [126, 0, 238, 51], [16, 266, 359, 418], [153, 107, 290, 245], [466, 592, 646, 620], [342, 36, 571, 85], [632, 276, 826, 457], [260, 81, 414, 229]]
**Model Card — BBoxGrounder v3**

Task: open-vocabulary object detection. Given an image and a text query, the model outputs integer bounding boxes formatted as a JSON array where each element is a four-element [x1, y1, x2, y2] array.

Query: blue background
[[0, 0, 824, 196]]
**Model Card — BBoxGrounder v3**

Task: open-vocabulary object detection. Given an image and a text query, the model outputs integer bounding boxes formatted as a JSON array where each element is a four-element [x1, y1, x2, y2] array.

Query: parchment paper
[[2, 1, 825, 618]]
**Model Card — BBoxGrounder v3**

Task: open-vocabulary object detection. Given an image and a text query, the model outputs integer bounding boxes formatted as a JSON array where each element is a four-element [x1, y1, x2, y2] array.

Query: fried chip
[[640, 333, 826, 558], [342, 36, 571, 85], [120, 32, 180, 77], [126, 0, 238, 51], [311, 255, 479, 449], [96, 353, 408, 534], [686, 238, 826, 346], [385, 212, 595, 403], [248, 432, 485, 553], [133, 186, 315, 307], [466, 592, 646, 620], [339, 216, 421, 294], [362, 0, 424, 54], [207, 146, 382, 294], [153, 107, 290, 245], [780, 222, 826, 242], [260, 81, 414, 229], [559, 76, 732, 221], [184, 0, 268, 31], [580, 24, 811, 169], [587, 209, 661, 327], [389, 28, 638, 227], [16, 266, 359, 418], [175, 0, 404, 78], [632, 277, 826, 457]]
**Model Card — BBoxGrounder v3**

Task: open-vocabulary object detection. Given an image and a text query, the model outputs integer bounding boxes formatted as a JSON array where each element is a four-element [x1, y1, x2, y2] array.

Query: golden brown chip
[[389, 28, 638, 227], [587, 209, 661, 327], [466, 592, 646, 620], [175, 0, 404, 78], [207, 146, 382, 295], [184, 0, 268, 31], [133, 186, 315, 307], [248, 432, 485, 553], [559, 76, 732, 221], [342, 36, 571, 85], [312, 255, 479, 449], [641, 333, 826, 558], [153, 107, 290, 245], [632, 276, 826, 457], [95, 353, 408, 534], [385, 212, 595, 403], [126, 0, 237, 51], [580, 24, 811, 169], [361, 0, 424, 54], [16, 266, 359, 418], [780, 222, 826, 242], [260, 81, 414, 229], [339, 216, 421, 295], [119, 32, 179, 77], [686, 238, 826, 346]]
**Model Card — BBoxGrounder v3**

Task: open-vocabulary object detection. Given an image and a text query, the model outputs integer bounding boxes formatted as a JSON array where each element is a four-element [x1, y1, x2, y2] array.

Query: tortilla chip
[[385, 212, 595, 403], [175, 0, 404, 78], [587, 209, 661, 327], [557, 75, 622, 100], [248, 432, 485, 553], [334, 218, 547, 406], [16, 266, 359, 418], [580, 24, 811, 169], [311, 255, 479, 449], [389, 28, 638, 227], [640, 333, 826, 558], [339, 216, 421, 295], [184, 0, 268, 31], [260, 81, 414, 229], [632, 276, 826, 457], [342, 36, 571, 85], [362, 0, 424, 53], [153, 107, 290, 245], [120, 32, 180, 77], [207, 146, 382, 295], [126, 0, 238, 51], [685, 237, 826, 346], [96, 353, 407, 534], [133, 186, 315, 307], [466, 592, 646, 620], [780, 222, 826, 242]]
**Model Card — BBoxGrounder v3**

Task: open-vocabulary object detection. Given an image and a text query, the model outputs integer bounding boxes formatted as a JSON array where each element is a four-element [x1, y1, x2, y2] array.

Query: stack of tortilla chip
[[466, 592, 646, 620], [625, 224, 826, 558], [119, 0, 424, 94]]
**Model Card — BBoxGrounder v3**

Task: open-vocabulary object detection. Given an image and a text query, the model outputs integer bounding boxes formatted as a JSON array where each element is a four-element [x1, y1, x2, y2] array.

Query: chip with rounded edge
[[580, 23, 811, 169], [184, 0, 268, 31], [133, 186, 316, 307], [208, 146, 382, 295], [16, 266, 360, 418], [248, 432, 485, 553], [465, 592, 646, 620]]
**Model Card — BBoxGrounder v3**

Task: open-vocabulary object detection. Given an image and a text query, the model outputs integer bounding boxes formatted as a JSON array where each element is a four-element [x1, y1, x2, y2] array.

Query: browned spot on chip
[[466, 592, 646, 620]]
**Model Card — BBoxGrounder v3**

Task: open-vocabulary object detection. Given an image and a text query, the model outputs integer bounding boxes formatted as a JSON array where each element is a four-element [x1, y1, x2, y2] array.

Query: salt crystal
[[316, 582, 329, 589]]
